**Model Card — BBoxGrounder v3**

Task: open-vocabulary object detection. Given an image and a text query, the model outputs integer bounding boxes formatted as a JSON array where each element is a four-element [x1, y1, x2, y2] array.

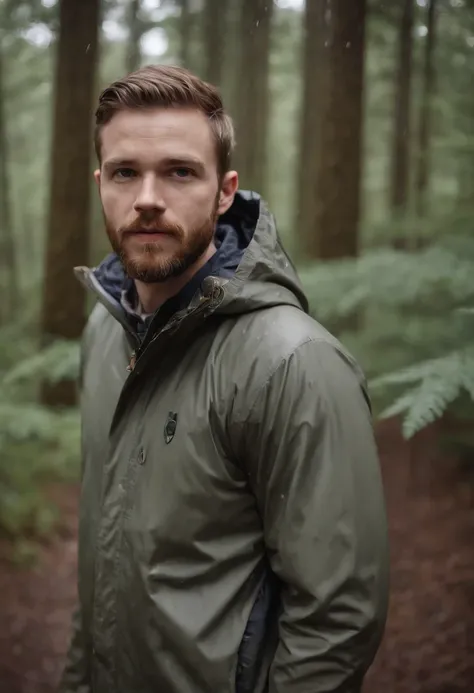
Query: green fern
[[0, 334, 81, 544], [300, 222, 474, 439], [0, 402, 80, 542], [0, 400, 79, 448], [300, 242, 474, 324], [373, 349, 474, 438], [3, 338, 80, 386]]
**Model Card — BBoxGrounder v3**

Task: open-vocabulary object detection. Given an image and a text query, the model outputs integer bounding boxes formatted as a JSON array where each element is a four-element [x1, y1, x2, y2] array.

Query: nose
[[133, 174, 166, 216]]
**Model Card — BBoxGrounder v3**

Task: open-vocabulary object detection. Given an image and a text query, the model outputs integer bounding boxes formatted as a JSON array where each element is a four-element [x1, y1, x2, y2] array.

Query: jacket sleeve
[[58, 605, 91, 693], [233, 339, 389, 693]]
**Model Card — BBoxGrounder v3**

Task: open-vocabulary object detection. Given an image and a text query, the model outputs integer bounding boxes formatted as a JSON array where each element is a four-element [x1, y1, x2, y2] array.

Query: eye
[[171, 167, 193, 179], [114, 168, 136, 180]]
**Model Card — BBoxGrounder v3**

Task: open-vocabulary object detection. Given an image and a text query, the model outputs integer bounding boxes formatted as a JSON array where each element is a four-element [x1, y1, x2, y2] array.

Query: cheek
[[101, 188, 130, 224], [169, 185, 217, 221]]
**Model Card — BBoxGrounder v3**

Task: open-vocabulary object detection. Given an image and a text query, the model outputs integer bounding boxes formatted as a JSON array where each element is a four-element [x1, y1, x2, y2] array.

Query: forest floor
[[0, 419, 473, 693]]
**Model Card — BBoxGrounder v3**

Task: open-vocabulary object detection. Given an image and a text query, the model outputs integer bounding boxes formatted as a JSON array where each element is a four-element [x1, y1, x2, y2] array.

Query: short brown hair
[[94, 64, 235, 178]]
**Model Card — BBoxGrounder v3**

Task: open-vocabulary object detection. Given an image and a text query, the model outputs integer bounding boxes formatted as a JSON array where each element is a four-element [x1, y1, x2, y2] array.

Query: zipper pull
[[127, 350, 137, 372]]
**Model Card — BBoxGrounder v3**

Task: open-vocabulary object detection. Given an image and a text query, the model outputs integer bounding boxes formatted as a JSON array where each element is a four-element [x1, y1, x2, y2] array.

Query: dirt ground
[[0, 419, 473, 693]]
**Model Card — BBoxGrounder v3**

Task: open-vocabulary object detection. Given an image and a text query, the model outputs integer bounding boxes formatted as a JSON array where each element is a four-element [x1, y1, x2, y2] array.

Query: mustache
[[120, 218, 184, 237]]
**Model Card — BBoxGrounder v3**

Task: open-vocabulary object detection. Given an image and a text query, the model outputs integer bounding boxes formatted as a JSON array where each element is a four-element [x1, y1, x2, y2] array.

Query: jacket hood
[[75, 190, 308, 323], [214, 190, 308, 315]]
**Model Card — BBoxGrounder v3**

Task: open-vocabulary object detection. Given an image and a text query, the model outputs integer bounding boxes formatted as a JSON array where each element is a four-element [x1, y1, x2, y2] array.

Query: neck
[[134, 242, 216, 315]]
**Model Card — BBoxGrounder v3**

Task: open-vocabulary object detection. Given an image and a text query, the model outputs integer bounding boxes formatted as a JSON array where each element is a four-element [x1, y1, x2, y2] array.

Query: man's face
[[95, 107, 237, 283]]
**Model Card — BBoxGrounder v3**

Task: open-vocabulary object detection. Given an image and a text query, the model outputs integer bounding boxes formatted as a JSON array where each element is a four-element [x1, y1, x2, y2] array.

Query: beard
[[105, 207, 218, 284]]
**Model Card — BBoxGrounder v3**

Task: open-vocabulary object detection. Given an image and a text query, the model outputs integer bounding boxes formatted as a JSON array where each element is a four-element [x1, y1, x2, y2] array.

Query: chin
[[123, 252, 182, 283]]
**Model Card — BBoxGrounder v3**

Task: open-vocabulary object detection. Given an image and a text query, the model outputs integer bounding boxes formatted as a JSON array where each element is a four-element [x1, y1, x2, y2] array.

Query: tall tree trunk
[[202, 0, 227, 87], [414, 0, 437, 217], [0, 37, 18, 322], [311, 0, 366, 260], [179, 0, 192, 68], [295, 0, 327, 258], [389, 0, 414, 217], [233, 0, 273, 197], [125, 0, 141, 74], [40, 0, 100, 407]]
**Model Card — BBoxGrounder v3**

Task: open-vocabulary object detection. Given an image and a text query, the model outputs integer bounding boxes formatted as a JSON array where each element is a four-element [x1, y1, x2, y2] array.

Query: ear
[[217, 171, 238, 216], [94, 168, 101, 188]]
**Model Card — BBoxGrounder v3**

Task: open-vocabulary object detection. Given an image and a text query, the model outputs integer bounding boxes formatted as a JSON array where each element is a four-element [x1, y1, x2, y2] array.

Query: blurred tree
[[310, 0, 367, 260], [202, 0, 229, 87], [453, 0, 474, 205], [40, 0, 100, 407], [233, 0, 273, 196], [125, 0, 142, 73], [178, 0, 192, 68], [389, 0, 414, 221], [415, 0, 438, 217], [295, 0, 325, 260], [0, 28, 18, 322]]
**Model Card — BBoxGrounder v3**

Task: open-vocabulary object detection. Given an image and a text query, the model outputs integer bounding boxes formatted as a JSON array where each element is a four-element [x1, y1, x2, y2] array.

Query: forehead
[[100, 107, 216, 166]]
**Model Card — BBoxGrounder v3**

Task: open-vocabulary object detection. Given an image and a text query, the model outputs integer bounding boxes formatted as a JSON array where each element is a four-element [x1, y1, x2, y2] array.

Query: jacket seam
[[240, 337, 336, 426]]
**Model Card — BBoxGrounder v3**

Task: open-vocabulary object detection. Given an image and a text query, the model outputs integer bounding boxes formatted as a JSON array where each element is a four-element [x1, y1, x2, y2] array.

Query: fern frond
[[300, 245, 474, 323], [379, 391, 421, 420], [371, 356, 446, 388], [2, 339, 80, 386], [401, 377, 462, 438], [0, 402, 60, 446], [377, 348, 474, 438]]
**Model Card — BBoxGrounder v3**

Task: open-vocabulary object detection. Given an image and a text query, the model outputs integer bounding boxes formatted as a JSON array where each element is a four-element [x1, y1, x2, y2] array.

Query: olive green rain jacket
[[60, 191, 389, 693]]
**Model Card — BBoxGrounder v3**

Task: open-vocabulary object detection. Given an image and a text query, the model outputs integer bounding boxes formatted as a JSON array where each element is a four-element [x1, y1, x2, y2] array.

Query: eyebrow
[[103, 156, 205, 172], [103, 158, 137, 172], [164, 157, 205, 172]]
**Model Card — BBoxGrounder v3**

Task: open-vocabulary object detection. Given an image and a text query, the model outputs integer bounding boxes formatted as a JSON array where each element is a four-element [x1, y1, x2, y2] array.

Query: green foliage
[[301, 245, 474, 323], [0, 403, 80, 544], [3, 338, 80, 387], [373, 347, 474, 438], [301, 217, 474, 439], [0, 331, 80, 545]]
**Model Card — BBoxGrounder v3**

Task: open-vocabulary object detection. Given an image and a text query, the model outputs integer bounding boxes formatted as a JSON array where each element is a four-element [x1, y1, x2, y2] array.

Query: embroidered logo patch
[[164, 412, 178, 444]]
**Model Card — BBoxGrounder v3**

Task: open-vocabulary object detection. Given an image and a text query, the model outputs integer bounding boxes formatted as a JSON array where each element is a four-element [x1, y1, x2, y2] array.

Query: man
[[61, 64, 389, 693]]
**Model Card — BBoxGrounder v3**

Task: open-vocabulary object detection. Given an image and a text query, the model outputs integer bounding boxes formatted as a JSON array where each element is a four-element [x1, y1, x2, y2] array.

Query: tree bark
[[415, 0, 437, 217], [389, 0, 414, 217], [179, 0, 192, 69], [202, 0, 227, 87], [295, 0, 327, 259], [0, 36, 18, 323], [40, 0, 100, 406], [310, 0, 367, 260], [125, 0, 142, 74], [233, 0, 273, 197]]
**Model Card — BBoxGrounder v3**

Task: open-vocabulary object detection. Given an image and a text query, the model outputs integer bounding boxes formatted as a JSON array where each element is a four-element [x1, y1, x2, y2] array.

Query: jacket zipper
[[126, 280, 225, 373]]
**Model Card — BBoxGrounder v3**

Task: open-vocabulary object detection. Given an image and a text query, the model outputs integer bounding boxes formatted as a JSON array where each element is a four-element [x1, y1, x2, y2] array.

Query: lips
[[120, 223, 182, 240], [124, 229, 175, 241], [128, 229, 170, 235]]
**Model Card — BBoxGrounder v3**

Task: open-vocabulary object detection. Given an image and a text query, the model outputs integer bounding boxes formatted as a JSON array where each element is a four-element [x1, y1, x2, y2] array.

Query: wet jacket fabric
[[60, 191, 389, 693]]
